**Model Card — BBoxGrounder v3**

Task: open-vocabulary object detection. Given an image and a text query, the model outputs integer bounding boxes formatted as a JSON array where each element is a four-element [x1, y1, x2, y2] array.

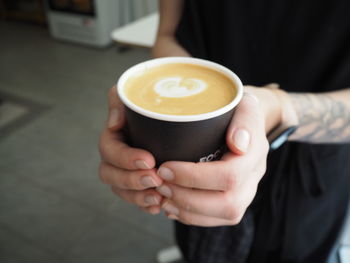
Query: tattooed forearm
[[289, 92, 350, 143]]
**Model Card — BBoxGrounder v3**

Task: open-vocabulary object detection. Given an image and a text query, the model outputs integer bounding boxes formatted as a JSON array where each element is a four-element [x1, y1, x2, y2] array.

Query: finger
[[226, 92, 265, 154], [107, 86, 125, 131], [140, 206, 162, 215], [99, 161, 162, 190], [157, 182, 256, 220], [99, 128, 156, 170], [158, 184, 232, 219], [157, 145, 268, 191], [162, 200, 236, 227], [157, 160, 240, 191], [220, 147, 267, 178], [265, 83, 280, 89], [111, 187, 163, 208]]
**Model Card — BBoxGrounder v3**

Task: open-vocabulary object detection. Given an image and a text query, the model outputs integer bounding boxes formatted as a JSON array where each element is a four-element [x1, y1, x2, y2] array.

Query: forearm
[[152, 35, 191, 58], [152, 0, 190, 58], [288, 89, 350, 143], [247, 86, 350, 143]]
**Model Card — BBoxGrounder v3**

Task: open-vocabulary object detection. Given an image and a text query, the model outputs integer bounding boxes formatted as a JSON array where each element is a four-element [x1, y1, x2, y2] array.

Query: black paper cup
[[117, 57, 243, 166]]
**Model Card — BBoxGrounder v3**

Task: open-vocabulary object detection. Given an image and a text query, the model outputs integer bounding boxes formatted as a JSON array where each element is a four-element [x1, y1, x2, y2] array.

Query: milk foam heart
[[154, 77, 207, 98]]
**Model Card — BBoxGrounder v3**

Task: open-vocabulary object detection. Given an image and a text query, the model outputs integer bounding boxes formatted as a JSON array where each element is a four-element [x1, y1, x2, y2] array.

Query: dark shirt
[[174, 0, 350, 262]]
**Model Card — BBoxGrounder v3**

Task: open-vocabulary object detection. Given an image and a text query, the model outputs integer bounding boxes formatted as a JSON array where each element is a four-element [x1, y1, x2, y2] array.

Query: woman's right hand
[[98, 86, 164, 214]]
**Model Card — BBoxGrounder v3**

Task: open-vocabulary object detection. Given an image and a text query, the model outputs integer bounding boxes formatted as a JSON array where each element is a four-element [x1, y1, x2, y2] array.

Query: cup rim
[[117, 57, 243, 122]]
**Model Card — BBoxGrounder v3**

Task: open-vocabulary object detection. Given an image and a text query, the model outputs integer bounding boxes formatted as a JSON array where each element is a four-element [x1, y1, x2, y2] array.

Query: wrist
[[270, 88, 299, 128], [265, 87, 299, 147], [152, 35, 191, 58], [244, 86, 282, 133]]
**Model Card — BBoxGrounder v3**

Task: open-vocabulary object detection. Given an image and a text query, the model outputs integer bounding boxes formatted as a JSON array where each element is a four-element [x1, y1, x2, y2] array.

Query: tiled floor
[[0, 20, 349, 263], [0, 21, 173, 263]]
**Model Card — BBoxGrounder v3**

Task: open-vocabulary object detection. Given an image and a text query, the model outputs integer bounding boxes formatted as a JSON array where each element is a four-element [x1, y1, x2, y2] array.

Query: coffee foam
[[154, 77, 207, 98], [123, 62, 238, 116]]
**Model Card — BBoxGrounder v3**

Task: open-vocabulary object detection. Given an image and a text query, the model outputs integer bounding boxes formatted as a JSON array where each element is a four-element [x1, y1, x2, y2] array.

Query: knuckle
[[98, 162, 108, 184], [232, 205, 246, 224], [221, 194, 243, 222], [98, 131, 107, 157], [257, 137, 269, 177], [120, 176, 131, 189], [181, 201, 192, 213], [188, 163, 200, 188], [222, 190, 233, 204], [180, 214, 196, 226], [231, 212, 244, 225], [256, 107, 265, 120], [185, 204, 192, 212], [99, 133, 117, 164], [134, 191, 147, 207], [225, 206, 243, 223], [120, 145, 135, 170], [260, 160, 267, 176], [126, 171, 144, 190], [223, 205, 239, 221], [223, 169, 239, 191], [261, 137, 270, 155], [111, 186, 136, 206], [108, 86, 116, 100]]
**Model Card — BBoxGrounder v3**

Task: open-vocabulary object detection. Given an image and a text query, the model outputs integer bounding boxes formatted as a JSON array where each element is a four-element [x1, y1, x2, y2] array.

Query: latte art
[[124, 63, 236, 115], [154, 77, 207, 98]]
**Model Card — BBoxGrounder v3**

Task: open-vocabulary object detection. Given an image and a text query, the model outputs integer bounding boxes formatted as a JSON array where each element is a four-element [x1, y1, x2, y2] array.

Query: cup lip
[[117, 57, 243, 122]]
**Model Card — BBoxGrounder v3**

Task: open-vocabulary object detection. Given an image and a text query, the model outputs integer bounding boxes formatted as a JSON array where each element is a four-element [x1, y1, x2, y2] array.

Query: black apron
[[174, 0, 350, 262]]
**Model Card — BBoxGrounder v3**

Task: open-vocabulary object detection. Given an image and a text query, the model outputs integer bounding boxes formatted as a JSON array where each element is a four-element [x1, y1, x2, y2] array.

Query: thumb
[[226, 92, 263, 155], [107, 86, 125, 131]]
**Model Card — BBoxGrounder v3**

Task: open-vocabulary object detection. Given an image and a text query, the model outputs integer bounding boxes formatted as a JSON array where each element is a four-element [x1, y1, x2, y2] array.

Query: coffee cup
[[117, 57, 243, 166]]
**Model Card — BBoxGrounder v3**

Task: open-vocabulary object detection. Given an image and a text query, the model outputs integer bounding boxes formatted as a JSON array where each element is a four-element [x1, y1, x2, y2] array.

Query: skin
[[98, 0, 350, 227]]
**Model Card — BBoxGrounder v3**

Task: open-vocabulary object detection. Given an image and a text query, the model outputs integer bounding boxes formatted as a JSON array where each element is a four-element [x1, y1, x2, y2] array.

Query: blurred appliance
[[46, 0, 121, 47]]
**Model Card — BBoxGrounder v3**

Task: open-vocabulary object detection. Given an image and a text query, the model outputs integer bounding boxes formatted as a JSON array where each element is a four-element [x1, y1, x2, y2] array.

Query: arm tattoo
[[289, 93, 350, 143]]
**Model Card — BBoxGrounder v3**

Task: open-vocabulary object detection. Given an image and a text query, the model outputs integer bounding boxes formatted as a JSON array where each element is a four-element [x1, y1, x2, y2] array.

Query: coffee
[[117, 57, 243, 164], [124, 63, 237, 115]]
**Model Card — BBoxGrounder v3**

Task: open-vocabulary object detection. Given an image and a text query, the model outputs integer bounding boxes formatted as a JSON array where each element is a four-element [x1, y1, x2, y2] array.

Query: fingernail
[[134, 160, 150, 170], [108, 108, 120, 128], [144, 195, 159, 205], [156, 185, 172, 198], [158, 167, 174, 181], [233, 129, 250, 152], [140, 176, 158, 188], [167, 214, 179, 220], [162, 202, 179, 216]]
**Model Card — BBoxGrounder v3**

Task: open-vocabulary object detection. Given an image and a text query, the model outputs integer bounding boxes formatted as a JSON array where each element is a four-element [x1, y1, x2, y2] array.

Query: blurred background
[[0, 1, 349, 263], [0, 0, 176, 263]]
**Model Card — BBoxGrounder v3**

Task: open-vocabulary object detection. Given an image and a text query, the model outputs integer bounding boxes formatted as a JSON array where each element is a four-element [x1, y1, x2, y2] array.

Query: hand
[[98, 87, 164, 214], [155, 90, 272, 226]]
